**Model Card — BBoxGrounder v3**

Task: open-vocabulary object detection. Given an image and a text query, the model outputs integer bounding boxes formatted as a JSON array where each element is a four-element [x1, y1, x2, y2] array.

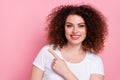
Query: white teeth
[[71, 35, 80, 40], [72, 35, 79, 37], [71, 35, 80, 37]]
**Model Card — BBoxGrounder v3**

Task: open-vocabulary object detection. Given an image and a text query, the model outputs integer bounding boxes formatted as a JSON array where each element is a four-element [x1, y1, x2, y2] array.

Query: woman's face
[[65, 14, 87, 45]]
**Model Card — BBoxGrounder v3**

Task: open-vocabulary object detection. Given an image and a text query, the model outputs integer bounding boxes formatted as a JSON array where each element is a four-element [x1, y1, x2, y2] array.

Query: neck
[[62, 43, 85, 55]]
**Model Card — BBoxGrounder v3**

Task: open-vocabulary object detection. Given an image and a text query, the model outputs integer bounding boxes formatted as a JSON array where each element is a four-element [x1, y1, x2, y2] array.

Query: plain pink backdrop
[[0, 0, 120, 80]]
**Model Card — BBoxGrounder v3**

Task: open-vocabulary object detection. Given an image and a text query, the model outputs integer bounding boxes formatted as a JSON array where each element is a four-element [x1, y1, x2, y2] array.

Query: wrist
[[63, 70, 78, 80]]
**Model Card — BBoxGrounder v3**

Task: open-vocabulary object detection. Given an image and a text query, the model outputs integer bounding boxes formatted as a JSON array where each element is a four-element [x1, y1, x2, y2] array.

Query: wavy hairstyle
[[46, 4, 108, 53]]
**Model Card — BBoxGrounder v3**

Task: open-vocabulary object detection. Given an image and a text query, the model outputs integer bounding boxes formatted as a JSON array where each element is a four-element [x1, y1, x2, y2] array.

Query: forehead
[[65, 14, 85, 23]]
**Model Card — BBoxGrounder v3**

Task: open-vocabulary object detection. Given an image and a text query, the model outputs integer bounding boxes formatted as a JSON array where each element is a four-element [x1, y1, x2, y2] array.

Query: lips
[[70, 35, 80, 40]]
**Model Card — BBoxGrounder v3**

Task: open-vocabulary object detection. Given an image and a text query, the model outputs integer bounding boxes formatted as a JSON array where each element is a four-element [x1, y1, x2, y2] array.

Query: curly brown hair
[[46, 4, 108, 54]]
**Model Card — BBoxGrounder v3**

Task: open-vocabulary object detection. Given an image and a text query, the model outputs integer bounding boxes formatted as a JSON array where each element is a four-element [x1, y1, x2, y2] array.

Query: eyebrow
[[65, 22, 85, 25]]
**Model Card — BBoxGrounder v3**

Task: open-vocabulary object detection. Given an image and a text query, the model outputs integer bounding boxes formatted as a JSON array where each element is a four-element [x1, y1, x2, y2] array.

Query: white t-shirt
[[33, 45, 104, 80]]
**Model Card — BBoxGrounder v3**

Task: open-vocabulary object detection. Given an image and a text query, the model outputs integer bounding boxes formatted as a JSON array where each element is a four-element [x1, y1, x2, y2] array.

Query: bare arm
[[90, 74, 104, 80], [30, 66, 44, 80]]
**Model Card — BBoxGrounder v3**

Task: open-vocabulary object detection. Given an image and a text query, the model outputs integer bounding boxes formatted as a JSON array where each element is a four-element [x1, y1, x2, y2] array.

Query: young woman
[[30, 4, 108, 80]]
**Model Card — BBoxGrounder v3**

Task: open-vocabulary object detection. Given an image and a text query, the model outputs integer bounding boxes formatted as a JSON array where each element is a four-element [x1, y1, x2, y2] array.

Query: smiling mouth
[[70, 35, 80, 40]]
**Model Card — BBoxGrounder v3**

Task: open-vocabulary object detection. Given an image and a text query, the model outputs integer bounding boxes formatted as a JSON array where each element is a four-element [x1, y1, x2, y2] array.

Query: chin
[[68, 41, 82, 45]]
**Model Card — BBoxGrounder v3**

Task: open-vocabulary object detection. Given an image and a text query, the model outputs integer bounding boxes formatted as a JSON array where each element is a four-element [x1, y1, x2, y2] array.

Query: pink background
[[0, 0, 120, 80]]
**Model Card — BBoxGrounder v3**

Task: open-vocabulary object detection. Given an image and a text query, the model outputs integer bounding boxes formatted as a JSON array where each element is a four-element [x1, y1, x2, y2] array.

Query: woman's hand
[[48, 49, 69, 76], [48, 49, 78, 80]]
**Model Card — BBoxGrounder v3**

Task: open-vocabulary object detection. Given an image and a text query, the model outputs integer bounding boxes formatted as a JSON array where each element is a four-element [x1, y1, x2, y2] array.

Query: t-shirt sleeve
[[91, 56, 104, 75], [33, 47, 47, 71]]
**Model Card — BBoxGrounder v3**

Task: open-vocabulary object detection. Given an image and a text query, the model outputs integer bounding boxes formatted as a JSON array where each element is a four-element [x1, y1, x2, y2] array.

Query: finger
[[53, 59, 57, 64], [48, 48, 60, 59]]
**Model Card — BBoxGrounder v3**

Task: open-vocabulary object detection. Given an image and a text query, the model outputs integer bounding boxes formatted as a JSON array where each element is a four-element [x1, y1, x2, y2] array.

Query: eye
[[66, 24, 72, 28], [78, 24, 85, 28]]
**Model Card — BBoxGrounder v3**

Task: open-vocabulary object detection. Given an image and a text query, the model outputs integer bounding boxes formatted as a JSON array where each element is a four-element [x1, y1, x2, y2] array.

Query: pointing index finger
[[48, 48, 60, 59]]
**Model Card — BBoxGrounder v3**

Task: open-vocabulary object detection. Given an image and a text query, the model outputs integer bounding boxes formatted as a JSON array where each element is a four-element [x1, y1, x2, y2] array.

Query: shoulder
[[37, 44, 58, 58], [86, 51, 104, 75], [86, 51, 103, 63], [40, 44, 54, 52]]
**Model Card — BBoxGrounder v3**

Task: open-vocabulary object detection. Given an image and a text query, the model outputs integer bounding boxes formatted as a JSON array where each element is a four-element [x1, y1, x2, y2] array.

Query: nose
[[73, 27, 78, 33]]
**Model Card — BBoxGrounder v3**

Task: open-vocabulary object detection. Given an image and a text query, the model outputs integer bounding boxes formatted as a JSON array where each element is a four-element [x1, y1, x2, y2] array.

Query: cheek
[[65, 31, 69, 38], [65, 30, 72, 39], [65, 30, 72, 36], [81, 28, 87, 35]]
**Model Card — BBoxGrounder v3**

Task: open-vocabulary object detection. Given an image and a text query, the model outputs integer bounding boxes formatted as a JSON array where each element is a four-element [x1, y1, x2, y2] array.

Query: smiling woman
[[65, 15, 87, 46], [30, 4, 108, 80]]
